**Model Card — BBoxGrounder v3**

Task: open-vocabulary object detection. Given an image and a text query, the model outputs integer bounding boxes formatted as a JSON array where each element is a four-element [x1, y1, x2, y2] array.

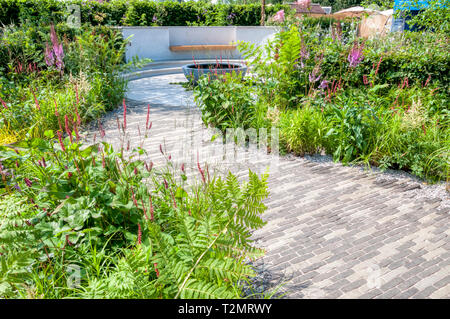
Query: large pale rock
[[359, 10, 393, 38]]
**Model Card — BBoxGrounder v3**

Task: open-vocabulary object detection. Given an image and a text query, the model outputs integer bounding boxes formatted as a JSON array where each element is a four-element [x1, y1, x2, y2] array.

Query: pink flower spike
[[149, 194, 154, 221], [141, 198, 149, 220], [74, 124, 80, 142], [75, 84, 79, 105], [146, 104, 151, 129], [98, 120, 105, 138], [424, 75, 431, 87], [131, 188, 138, 207], [24, 178, 32, 187], [123, 99, 127, 130], [102, 153, 106, 169], [31, 88, 40, 110], [347, 42, 364, 68], [56, 131, 66, 152], [64, 115, 73, 143], [374, 56, 383, 76], [54, 99, 59, 117], [0, 96, 7, 109], [137, 223, 142, 245]]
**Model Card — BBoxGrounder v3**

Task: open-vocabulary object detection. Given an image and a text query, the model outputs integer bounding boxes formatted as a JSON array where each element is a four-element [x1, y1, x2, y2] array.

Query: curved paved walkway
[[89, 73, 450, 299]]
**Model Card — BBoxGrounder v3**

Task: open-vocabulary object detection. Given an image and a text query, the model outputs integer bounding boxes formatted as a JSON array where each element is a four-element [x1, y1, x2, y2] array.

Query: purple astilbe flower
[[50, 24, 58, 46], [318, 80, 329, 89], [227, 13, 236, 20], [44, 24, 64, 73], [53, 42, 65, 71], [300, 45, 309, 68], [309, 67, 321, 83], [348, 42, 364, 68], [44, 43, 54, 67]]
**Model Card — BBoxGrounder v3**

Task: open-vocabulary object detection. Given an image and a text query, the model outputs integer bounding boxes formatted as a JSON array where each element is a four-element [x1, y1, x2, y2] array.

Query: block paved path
[[88, 73, 450, 299]]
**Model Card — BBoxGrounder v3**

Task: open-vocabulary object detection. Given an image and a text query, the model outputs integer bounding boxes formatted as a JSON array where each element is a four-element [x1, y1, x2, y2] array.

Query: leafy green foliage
[[194, 74, 258, 131], [0, 23, 146, 140], [279, 106, 328, 156], [194, 19, 449, 181], [0, 131, 269, 298], [400, 0, 450, 34]]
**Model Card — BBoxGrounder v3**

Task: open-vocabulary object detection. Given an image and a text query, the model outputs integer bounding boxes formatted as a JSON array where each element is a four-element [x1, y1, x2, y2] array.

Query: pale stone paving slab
[[87, 73, 449, 299]]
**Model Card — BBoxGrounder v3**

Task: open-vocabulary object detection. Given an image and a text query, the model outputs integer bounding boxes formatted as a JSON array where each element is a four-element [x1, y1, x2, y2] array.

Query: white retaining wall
[[120, 26, 280, 62]]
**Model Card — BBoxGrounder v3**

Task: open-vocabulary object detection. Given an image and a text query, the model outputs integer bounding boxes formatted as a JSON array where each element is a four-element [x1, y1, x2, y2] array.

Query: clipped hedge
[[0, 0, 290, 27], [315, 0, 363, 12]]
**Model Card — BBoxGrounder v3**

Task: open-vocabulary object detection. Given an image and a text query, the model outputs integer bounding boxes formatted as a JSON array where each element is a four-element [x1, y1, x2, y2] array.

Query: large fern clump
[[78, 170, 269, 299], [0, 133, 269, 298]]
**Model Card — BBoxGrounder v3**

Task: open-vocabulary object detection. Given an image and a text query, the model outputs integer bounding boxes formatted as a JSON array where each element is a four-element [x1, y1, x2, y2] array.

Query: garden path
[[89, 73, 450, 299]]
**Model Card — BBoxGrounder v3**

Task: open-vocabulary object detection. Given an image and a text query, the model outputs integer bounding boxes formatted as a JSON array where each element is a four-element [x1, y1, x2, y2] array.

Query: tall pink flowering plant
[[347, 42, 364, 68], [44, 24, 65, 74]]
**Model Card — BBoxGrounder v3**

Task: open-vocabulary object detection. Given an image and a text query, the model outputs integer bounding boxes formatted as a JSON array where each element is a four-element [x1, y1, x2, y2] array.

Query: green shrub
[[0, 23, 137, 138], [279, 106, 328, 155], [194, 74, 257, 131]]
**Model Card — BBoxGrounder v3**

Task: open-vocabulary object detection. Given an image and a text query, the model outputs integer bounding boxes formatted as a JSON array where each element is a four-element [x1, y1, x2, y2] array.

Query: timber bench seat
[[169, 44, 237, 52]]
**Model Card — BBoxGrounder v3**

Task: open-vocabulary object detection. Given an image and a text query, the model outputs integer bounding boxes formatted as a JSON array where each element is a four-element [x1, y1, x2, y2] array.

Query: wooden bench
[[169, 44, 237, 52]]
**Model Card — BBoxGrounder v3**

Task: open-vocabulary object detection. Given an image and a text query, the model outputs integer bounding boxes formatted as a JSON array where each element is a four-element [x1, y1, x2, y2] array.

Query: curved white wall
[[120, 26, 280, 62]]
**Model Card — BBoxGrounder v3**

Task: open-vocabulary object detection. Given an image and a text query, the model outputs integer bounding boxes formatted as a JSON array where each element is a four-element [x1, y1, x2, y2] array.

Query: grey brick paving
[[88, 74, 450, 299]]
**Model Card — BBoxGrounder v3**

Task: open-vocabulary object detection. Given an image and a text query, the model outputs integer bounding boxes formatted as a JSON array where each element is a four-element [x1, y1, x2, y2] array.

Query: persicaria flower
[[363, 75, 369, 85], [146, 104, 151, 130], [24, 178, 32, 187], [149, 194, 154, 221], [56, 131, 66, 152], [0, 96, 7, 109], [122, 99, 127, 130], [31, 88, 40, 110], [137, 223, 142, 245]]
